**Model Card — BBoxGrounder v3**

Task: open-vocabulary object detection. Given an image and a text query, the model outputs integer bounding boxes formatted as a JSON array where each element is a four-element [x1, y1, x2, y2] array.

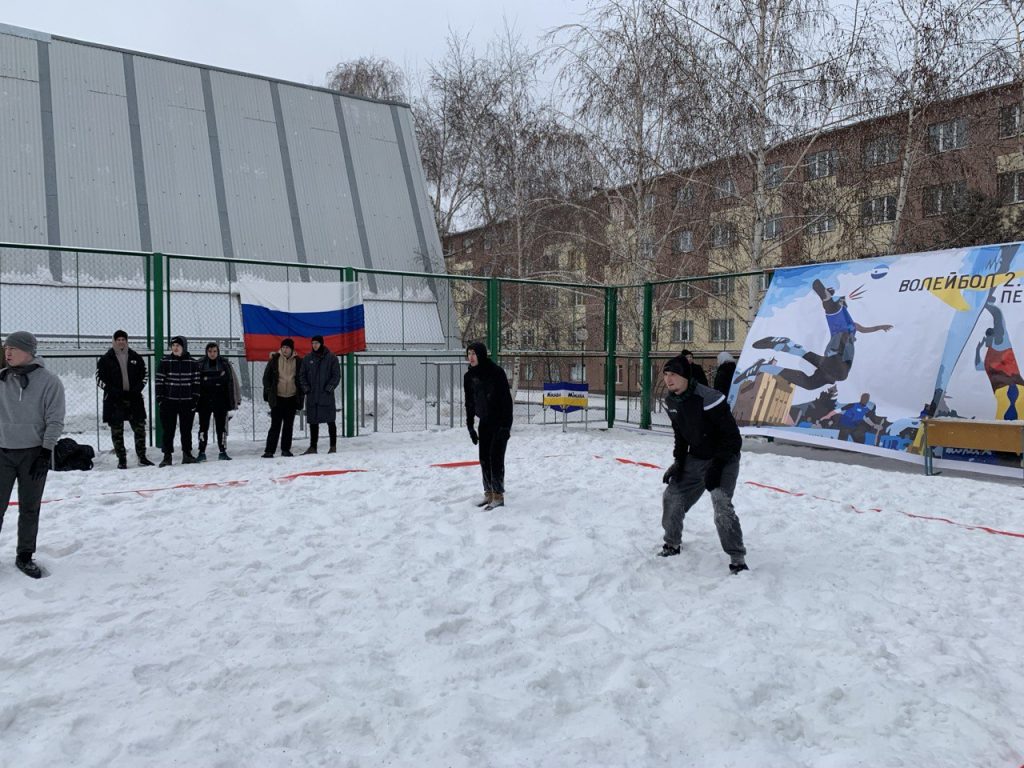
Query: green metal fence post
[[605, 286, 617, 429], [640, 282, 653, 430], [152, 252, 165, 449], [344, 267, 358, 438], [486, 278, 501, 359]]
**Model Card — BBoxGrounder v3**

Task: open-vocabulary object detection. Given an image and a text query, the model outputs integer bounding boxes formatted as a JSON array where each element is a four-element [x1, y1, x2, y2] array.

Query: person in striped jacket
[[155, 336, 201, 467]]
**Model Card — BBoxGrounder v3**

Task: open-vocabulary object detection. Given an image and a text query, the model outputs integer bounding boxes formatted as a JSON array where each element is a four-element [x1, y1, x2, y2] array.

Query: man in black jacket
[[155, 336, 200, 467], [659, 353, 748, 573], [96, 330, 153, 469], [464, 342, 513, 510], [262, 338, 304, 458]]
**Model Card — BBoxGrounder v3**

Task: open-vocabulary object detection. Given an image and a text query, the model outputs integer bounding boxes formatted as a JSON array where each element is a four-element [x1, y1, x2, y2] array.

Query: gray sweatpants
[[662, 453, 746, 564], [0, 447, 48, 556]]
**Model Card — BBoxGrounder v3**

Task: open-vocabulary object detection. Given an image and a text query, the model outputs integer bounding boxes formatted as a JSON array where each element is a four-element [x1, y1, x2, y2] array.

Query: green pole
[[344, 267, 358, 438], [152, 252, 165, 449], [604, 286, 617, 429], [486, 278, 501, 359], [640, 282, 653, 430]]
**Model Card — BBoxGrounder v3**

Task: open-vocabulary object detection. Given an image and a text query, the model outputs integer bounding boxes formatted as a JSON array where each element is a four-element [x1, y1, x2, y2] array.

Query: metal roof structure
[[0, 23, 444, 280]]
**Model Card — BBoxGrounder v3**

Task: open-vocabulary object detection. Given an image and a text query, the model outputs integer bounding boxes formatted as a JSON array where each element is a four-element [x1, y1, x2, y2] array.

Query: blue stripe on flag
[[241, 303, 365, 338]]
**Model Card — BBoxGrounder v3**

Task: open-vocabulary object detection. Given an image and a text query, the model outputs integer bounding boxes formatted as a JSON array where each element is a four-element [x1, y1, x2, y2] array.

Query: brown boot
[[474, 492, 493, 508], [485, 493, 504, 510]]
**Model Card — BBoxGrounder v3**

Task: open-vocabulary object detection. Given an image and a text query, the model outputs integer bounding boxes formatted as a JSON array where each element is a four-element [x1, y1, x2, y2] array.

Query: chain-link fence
[[1, 241, 774, 447]]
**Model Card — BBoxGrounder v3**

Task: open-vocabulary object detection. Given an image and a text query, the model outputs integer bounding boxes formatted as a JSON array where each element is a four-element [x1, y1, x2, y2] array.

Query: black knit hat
[[113, 329, 128, 340], [280, 338, 295, 350], [663, 354, 690, 378], [311, 335, 325, 345], [170, 335, 187, 348]]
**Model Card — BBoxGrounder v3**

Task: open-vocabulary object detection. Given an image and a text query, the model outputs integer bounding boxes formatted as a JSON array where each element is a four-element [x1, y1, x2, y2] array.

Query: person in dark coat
[[96, 330, 153, 469], [712, 351, 737, 397], [262, 338, 304, 458], [464, 341, 513, 510], [680, 349, 708, 387], [196, 342, 241, 462], [658, 353, 748, 573], [155, 335, 200, 467], [300, 335, 341, 454]]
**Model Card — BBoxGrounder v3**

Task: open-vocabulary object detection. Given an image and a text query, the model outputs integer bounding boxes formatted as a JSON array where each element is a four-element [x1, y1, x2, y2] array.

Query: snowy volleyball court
[[2, 426, 1022, 767]]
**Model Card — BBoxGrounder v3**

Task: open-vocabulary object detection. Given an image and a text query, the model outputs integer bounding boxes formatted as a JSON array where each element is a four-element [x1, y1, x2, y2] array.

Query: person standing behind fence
[[0, 331, 65, 578], [96, 330, 153, 469], [262, 338, 304, 458], [156, 336, 200, 467], [196, 342, 240, 462], [680, 349, 708, 387], [464, 341, 513, 510], [300, 335, 340, 454], [713, 351, 737, 397]]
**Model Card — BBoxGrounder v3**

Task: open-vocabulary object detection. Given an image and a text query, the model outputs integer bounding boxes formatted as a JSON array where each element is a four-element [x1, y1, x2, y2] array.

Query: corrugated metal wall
[[0, 24, 454, 349], [0, 26, 446, 279]]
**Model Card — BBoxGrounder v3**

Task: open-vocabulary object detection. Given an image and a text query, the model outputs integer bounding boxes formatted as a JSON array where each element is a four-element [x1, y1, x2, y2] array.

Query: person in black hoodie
[[196, 342, 241, 462], [680, 349, 708, 387], [464, 342, 514, 510], [712, 351, 737, 397], [155, 336, 201, 467], [658, 353, 748, 573], [96, 330, 153, 468]]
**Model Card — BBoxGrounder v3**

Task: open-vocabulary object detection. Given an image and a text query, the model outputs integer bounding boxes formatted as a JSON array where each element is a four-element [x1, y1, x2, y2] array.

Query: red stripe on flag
[[244, 329, 366, 361]]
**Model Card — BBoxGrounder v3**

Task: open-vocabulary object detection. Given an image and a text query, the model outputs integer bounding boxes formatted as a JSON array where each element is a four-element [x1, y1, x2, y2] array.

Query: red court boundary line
[[745, 480, 1024, 540], [274, 469, 367, 483]]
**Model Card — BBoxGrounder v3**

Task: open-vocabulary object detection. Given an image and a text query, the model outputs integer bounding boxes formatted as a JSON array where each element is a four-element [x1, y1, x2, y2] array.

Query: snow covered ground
[[2, 426, 1022, 767]]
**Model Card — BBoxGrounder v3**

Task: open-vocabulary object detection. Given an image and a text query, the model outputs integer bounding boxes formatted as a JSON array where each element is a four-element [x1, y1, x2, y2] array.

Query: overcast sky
[[5, 0, 587, 89]]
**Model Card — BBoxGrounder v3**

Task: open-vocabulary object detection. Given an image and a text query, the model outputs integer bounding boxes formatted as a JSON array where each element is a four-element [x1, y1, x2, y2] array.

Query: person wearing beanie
[[155, 336, 200, 467], [196, 342, 241, 462], [262, 338, 304, 458], [657, 353, 748, 573], [680, 349, 708, 387], [464, 341, 514, 510], [300, 335, 340, 454], [96, 330, 153, 468], [712, 351, 737, 397], [0, 331, 66, 578]]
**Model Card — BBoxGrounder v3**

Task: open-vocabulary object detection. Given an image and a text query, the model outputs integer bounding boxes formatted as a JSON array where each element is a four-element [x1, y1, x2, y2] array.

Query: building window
[[764, 161, 784, 189], [998, 171, 1024, 204], [483, 234, 494, 251], [462, 236, 474, 252], [674, 230, 694, 253], [710, 275, 734, 295], [570, 363, 585, 382], [805, 149, 838, 180], [709, 319, 735, 342], [639, 238, 655, 259], [714, 177, 736, 199], [522, 329, 536, 347], [923, 181, 966, 216], [674, 282, 692, 300], [806, 208, 837, 234], [524, 363, 535, 380], [757, 272, 771, 292], [615, 363, 623, 385], [546, 329, 560, 347], [676, 184, 694, 206], [1000, 104, 1023, 138], [861, 195, 897, 225], [863, 135, 899, 167], [764, 214, 782, 240], [711, 222, 736, 248], [671, 320, 693, 343], [928, 118, 967, 153], [642, 193, 657, 211], [574, 291, 586, 307]]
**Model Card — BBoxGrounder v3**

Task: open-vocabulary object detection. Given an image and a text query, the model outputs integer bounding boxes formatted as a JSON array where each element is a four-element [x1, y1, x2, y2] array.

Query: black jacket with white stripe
[[664, 381, 742, 462]]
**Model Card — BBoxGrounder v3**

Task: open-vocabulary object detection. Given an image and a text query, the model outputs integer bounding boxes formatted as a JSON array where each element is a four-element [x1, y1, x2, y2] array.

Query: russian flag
[[238, 281, 367, 361]]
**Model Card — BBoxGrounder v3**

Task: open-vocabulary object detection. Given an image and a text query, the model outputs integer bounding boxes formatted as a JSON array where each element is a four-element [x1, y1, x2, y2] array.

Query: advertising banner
[[729, 242, 1024, 476]]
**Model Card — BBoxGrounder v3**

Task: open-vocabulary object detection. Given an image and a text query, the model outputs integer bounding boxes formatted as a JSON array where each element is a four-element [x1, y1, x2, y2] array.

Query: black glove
[[705, 459, 725, 491], [31, 448, 51, 481], [468, 426, 479, 445], [662, 461, 682, 484]]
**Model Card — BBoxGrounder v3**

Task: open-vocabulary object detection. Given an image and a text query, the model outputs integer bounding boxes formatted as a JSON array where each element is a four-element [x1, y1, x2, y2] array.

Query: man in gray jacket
[[0, 331, 66, 578]]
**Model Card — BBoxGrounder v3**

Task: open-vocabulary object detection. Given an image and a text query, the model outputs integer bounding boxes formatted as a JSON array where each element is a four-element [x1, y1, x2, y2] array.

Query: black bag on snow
[[53, 438, 96, 471]]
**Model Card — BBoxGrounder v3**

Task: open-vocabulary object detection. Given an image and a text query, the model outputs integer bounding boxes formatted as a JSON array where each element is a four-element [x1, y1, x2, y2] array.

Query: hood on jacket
[[467, 342, 491, 366], [717, 351, 736, 365], [169, 336, 191, 357]]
